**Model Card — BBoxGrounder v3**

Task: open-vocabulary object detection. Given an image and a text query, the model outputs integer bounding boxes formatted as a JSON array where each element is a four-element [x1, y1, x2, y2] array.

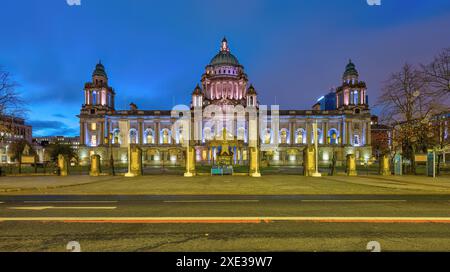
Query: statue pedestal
[[346, 154, 357, 176], [125, 146, 142, 177], [89, 154, 101, 176]]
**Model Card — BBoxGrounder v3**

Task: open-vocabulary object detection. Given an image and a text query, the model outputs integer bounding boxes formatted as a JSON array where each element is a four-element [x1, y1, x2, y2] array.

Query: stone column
[[289, 122, 294, 145], [138, 119, 143, 145], [80, 121, 85, 145], [100, 121, 105, 145], [155, 121, 160, 144], [306, 121, 312, 144], [89, 154, 101, 176], [367, 121, 372, 145]]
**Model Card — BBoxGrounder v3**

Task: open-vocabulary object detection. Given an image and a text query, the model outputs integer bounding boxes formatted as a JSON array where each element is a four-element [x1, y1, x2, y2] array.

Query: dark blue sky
[[1, 0, 450, 136]]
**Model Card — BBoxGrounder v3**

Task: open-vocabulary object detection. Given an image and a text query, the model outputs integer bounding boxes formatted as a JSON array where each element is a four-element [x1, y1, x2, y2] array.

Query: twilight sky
[[0, 0, 450, 136]]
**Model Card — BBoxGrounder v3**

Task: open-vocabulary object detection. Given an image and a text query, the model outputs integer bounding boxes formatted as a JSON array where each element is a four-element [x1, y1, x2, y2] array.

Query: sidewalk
[[0, 176, 122, 193], [1, 174, 450, 195]]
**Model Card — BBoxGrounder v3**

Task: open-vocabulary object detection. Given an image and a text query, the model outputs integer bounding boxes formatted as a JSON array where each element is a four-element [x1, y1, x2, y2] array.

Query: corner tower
[[335, 60, 368, 112], [82, 61, 116, 113]]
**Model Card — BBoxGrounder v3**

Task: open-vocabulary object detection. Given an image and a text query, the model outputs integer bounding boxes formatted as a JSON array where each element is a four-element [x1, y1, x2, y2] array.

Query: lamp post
[[109, 133, 115, 176], [312, 120, 322, 177]]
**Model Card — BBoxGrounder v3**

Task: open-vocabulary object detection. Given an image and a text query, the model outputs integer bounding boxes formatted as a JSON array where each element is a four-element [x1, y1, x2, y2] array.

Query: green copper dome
[[209, 51, 240, 66], [93, 61, 108, 78], [343, 59, 359, 78], [209, 37, 240, 67]]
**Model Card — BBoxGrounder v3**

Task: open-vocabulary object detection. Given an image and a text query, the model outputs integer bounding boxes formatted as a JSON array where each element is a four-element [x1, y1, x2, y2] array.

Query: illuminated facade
[[78, 38, 372, 166]]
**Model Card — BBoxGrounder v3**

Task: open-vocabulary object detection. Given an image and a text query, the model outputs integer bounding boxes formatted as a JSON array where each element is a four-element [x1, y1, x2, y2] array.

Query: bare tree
[[0, 67, 26, 141], [422, 48, 450, 97], [376, 63, 442, 174]]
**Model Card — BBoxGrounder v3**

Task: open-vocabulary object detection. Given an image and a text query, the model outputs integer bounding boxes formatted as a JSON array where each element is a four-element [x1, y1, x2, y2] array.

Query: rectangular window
[[91, 123, 97, 130]]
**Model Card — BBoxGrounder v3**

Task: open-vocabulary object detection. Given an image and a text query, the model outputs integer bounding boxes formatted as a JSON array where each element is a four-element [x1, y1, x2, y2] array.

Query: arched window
[[295, 128, 306, 144], [112, 128, 121, 144], [353, 134, 361, 147], [176, 128, 184, 144], [328, 129, 339, 145], [144, 128, 154, 144], [92, 91, 97, 105], [263, 128, 272, 144], [129, 128, 138, 144], [160, 129, 171, 144], [203, 127, 213, 143], [279, 129, 288, 144], [353, 90, 359, 105], [237, 127, 246, 141]]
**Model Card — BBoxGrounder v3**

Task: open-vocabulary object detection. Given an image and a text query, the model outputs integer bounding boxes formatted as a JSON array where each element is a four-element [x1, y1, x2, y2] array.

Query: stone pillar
[[367, 121, 372, 145], [89, 154, 101, 176], [381, 154, 391, 176], [58, 154, 68, 176], [138, 119, 143, 145], [306, 122, 312, 144], [155, 121, 160, 144], [80, 121, 85, 145], [346, 154, 357, 176], [303, 146, 315, 176], [289, 122, 294, 145], [100, 121, 105, 145], [249, 146, 261, 177], [184, 146, 196, 177]]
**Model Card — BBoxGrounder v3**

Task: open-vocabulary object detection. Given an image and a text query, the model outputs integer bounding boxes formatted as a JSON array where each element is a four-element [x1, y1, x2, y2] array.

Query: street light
[[108, 133, 115, 176], [312, 120, 322, 177]]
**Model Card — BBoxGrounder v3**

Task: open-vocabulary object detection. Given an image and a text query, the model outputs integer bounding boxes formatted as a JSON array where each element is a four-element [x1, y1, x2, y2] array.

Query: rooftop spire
[[220, 37, 229, 52]]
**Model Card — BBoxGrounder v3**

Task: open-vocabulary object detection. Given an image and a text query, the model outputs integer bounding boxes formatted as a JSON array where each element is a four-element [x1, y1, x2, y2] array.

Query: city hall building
[[78, 38, 372, 168]]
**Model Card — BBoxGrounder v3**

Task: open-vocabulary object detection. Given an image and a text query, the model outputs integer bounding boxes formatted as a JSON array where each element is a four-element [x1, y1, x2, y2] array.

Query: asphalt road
[[2, 194, 450, 251]]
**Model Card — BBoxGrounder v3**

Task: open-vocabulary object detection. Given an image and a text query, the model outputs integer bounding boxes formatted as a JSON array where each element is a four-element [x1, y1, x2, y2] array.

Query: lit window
[[91, 135, 97, 146], [91, 123, 97, 130]]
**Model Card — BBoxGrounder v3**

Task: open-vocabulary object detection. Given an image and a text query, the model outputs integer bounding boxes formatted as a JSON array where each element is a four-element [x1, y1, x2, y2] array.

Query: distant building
[[313, 90, 337, 111], [33, 136, 80, 148], [0, 115, 33, 163], [370, 115, 392, 158], [33, 136, 80, 163]]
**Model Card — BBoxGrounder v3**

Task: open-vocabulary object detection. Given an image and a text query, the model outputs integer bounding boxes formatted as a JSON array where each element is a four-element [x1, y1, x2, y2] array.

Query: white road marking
[[8, 206, 117, 211], [163, 200, 259, 203], [24, 201, 118, 204]]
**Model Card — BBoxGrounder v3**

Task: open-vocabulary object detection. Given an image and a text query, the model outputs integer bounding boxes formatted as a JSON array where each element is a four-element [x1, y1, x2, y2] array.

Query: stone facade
[[78, 38, 372, 168]]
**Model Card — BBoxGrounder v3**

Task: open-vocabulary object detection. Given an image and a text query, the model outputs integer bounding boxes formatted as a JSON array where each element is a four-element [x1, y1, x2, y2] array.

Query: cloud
[[52, 113, 67, 118], [28, 120, 79, 137]]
